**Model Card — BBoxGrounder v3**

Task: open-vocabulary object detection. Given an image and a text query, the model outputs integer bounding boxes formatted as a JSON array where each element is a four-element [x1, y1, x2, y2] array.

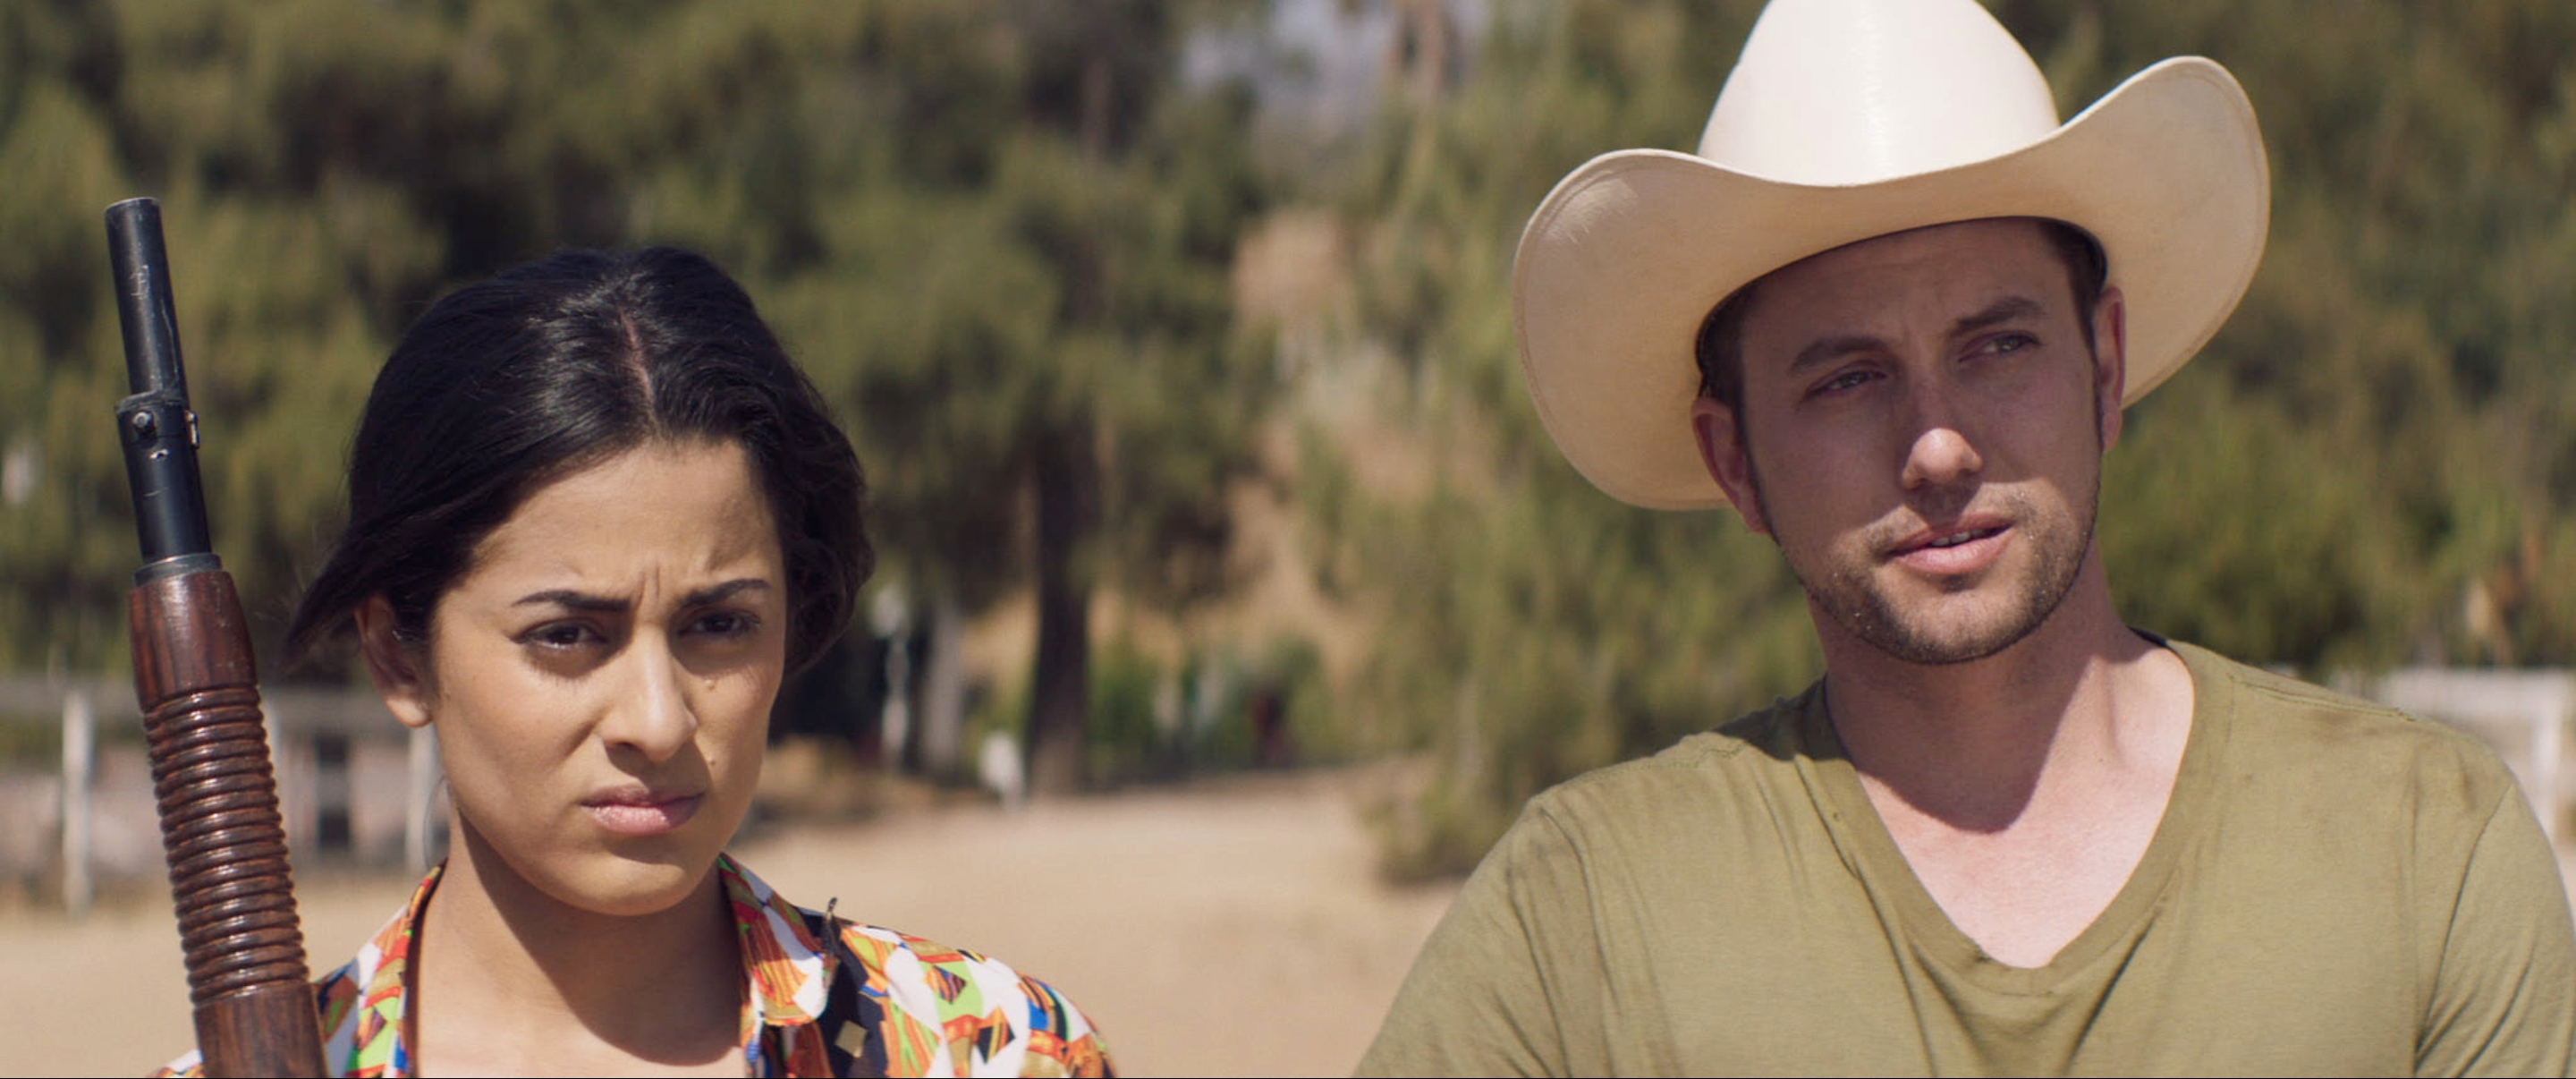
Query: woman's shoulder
[[154, 873, 420, 1078], [797, 914, 1118, 1076], [831, 918, 1106, 1038], [151, 955, 378, 1079], [725, 857, 1114, 1076]]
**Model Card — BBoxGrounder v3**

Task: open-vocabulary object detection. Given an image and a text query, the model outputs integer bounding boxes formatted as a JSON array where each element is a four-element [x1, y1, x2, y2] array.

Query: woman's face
[[363, 438, 787, 917]]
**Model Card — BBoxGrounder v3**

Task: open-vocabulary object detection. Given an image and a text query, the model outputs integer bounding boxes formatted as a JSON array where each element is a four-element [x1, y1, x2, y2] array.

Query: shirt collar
[[327, 854, 830, 1076], [717, 853, 835, 1029], [319, 863, 433, 1075]]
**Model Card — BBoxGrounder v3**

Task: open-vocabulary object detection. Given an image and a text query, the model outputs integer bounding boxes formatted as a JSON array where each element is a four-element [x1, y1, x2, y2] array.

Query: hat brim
[[1513, 57, 2270, 510]]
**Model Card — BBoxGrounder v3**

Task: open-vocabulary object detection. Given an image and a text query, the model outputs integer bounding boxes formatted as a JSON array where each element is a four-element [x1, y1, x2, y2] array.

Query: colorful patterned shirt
[[158, 854, 1113, 1077]]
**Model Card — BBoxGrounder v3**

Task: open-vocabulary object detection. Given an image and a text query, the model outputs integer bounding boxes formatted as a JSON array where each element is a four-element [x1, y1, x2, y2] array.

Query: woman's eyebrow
[[513, 589, 625, 612], [512, 579, 769, 610], [682, 579, 770, 607]]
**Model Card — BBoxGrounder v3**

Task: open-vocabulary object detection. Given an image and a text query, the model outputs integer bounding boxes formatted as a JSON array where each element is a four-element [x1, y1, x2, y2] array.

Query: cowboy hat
[[1514, 0, 2269, 510]]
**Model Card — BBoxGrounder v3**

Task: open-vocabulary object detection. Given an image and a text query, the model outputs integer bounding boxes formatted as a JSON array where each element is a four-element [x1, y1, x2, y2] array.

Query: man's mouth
[[1921, 526, 2004, 550], [1884, 518, 2014, 573]]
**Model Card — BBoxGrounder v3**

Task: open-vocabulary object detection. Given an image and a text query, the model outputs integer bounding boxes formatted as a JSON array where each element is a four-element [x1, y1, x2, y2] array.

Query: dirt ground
[[0, 769, 1458, 1078]]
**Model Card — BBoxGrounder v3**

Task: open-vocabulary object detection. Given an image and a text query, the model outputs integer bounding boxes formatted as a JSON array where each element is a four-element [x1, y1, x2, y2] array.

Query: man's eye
[[1984, 332, 2038, 354], [1812, 370, 1877, 396]]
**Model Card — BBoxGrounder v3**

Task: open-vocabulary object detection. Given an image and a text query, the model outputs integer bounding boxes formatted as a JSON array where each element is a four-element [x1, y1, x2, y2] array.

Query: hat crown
[[1699, 0, 2061, 184]]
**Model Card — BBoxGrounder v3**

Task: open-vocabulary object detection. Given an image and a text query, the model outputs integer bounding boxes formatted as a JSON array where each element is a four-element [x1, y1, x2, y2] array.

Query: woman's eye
[[690, 611, 761, 639], [522, 623, 602, 650]]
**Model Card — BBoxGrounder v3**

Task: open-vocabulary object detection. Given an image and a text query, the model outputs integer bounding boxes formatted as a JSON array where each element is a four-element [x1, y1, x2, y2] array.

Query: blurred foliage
[[2006, 0, 2576, 669], [1081, 636, 1326, 785], [959, 634, 1326, 788], [1309, 4, 1819, 874], [3, 1, 2572, 871], [1313, 0, 2576, 877], [0, 709, 140, 768], [0, 1, 1276, 793]]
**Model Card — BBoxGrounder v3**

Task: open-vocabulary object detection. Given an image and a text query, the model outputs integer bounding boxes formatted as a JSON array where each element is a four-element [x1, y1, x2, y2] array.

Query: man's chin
[[1861, 620, 2037, 667], [1820, 588, 2056, 667]]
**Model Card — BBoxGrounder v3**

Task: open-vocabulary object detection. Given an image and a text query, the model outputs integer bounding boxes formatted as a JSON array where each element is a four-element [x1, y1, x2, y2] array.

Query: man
[[1358, 1, 2576, 1075]]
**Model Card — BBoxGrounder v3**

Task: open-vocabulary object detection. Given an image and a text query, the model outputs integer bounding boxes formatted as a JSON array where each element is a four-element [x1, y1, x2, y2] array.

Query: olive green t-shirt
[[1358, 641, 2576, 1076]]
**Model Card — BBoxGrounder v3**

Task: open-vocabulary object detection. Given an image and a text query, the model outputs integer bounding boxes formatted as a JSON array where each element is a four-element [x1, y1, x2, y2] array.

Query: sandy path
[[733, 771, 1456, 1076], [0, 769, 1454, 1078], [0, 870, 419, 1076]]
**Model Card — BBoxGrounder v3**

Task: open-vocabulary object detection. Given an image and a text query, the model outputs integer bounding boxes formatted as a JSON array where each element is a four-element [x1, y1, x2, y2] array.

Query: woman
[[162, 248, 1113, 1077]]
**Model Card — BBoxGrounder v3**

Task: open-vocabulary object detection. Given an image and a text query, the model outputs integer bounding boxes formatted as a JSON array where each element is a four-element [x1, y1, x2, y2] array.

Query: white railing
[[2367, 668, 2573, 845], [4, 678, 443, 915]]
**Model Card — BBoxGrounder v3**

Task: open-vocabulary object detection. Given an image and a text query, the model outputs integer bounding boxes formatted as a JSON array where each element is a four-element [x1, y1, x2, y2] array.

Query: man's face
[[1690, 218, 2126, 666]]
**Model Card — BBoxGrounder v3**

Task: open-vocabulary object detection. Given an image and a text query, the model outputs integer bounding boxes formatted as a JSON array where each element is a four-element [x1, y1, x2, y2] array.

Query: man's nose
[[600, 637, 697, 762], [1898, 382, 1986, 490]]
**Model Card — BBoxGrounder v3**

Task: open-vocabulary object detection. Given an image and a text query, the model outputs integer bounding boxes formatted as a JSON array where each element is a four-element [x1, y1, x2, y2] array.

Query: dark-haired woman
[[159, 248, 1113, 1077]]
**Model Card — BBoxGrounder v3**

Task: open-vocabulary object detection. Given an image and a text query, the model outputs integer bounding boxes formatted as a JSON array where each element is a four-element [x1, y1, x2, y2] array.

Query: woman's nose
[[599, 638, 697, 761]]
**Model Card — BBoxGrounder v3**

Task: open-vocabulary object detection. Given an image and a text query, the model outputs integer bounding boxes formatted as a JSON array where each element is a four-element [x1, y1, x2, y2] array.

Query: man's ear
[[355, 597, 435, 730], [1690, 396, 1769, 535], [2093, 285, 2129, 451]]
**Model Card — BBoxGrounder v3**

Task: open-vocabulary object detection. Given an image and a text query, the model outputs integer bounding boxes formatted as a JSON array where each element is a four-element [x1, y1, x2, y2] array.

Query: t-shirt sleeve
[[1355, 803, 1606, 1077], [2414, 785, 2576, 1077]]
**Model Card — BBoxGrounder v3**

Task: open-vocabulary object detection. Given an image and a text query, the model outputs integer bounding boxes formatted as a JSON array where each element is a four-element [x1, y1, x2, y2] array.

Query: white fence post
[[2535, 684, 2564, 844], [60, 688, 93, 917]]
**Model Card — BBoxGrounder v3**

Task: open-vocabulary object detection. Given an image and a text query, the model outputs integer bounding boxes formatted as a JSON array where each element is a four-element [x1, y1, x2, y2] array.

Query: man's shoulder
[[2178, 640, 2492, 746], [2174, 639, 2406, 722], [2173, 639, 2528, 818], [1544, 681, 1814, 784], [1516, 682, 1828, 854]]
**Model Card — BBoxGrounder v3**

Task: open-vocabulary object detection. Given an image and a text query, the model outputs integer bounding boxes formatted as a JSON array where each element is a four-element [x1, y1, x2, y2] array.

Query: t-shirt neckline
[[1795, 636, 2232, 995]]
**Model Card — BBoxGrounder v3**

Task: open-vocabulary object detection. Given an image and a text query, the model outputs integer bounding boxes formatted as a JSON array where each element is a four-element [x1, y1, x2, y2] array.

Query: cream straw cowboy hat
[[1514, 0, 2269, 510]]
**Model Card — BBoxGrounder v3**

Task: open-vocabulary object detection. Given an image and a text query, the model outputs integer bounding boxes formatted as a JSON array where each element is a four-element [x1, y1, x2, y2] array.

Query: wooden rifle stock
[[108, 198, 326, 1077]]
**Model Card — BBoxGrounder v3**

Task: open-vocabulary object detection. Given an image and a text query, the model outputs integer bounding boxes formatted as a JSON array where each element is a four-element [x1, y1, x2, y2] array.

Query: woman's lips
[[582, 791, 701, 837]]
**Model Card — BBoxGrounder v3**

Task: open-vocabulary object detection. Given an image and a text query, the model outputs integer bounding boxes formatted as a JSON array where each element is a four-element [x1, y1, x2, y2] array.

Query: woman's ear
[[355, 597, 435, 729]]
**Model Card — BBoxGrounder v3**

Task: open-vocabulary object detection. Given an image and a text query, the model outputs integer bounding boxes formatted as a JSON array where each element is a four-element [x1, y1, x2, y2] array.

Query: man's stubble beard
[[1745, 414, 2103, 668]]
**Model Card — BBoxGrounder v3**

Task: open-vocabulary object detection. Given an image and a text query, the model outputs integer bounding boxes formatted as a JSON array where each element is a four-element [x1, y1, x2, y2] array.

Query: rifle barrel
[[106, 198, 215, 569], [107, 198, 188, 397]]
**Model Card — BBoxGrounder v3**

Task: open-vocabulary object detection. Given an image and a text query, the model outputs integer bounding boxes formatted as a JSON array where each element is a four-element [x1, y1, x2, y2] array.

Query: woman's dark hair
[[288, 246, 869, 673]]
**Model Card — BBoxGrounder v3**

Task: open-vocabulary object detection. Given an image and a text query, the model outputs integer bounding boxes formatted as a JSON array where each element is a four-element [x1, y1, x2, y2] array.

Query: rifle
[[108, 197, 326, 1077]]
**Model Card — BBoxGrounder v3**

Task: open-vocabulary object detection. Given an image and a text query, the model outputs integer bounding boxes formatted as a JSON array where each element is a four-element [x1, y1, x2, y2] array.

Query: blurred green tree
[[4, 0, 2572, 858], [0, 1, 1275, 802]]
